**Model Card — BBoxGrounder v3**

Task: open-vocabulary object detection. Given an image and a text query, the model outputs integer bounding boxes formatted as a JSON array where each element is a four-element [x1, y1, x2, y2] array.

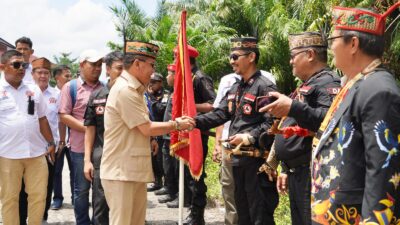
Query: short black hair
[[15, 36, 33, 49], [104, 51, 124, 67], [53, 65, 71, 78], [1, 50, 23, 64], [340, 30, 384, 58]]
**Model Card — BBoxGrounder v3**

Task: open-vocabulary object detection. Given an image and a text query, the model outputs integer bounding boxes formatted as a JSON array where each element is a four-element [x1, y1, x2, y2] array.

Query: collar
[[0, 74, 27, 90], [240, 70, 261, 86], [304, 67, 330, 85], [121, 70, 145, 94]]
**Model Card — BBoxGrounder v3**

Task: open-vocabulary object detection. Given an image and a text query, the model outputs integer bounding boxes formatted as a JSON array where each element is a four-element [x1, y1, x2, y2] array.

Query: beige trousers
[[102, 179, 147, 225], [221, 146, 238, 225], [0, 156, 48, 225]]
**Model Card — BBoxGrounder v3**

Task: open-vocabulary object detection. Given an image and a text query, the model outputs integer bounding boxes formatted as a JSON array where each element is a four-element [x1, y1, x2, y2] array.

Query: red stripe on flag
[[170, 10, 203, 179]]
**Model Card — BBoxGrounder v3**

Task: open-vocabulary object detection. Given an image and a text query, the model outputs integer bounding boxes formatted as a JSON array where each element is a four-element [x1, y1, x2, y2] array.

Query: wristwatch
[[47, 140, 56, 148]]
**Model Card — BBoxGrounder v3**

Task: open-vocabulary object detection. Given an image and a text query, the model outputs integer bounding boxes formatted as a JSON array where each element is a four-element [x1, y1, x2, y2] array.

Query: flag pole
[[178, 159, 185, 225]]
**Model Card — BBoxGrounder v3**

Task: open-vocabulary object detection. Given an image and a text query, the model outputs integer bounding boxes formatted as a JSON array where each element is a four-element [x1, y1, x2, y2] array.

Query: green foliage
[[52, 52, 80, 77]]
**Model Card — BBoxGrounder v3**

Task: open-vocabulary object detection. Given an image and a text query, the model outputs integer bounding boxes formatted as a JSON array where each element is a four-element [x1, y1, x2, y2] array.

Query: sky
[[0, 0, 158, 61]]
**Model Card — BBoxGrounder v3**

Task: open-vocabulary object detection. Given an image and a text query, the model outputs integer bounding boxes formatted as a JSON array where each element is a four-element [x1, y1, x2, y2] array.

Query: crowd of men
[[0, 3, 400, 225]]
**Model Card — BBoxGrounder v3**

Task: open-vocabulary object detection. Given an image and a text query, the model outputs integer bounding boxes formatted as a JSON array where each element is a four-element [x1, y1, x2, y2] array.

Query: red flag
[[170, 10, 203, 179]]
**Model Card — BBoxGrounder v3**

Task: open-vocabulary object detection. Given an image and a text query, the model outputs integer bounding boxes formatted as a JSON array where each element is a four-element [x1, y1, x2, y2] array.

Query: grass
[[205, 136, 292, 225]]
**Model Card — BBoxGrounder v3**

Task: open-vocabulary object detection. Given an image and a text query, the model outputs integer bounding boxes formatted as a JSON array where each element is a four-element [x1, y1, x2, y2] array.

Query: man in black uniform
[[147, 72, 169, 193], [174, 45, 216, 225], [83, 51, 124, 225], [155, 64, 180, 205], [195, 37, 279, 225], [259, 32, 341, 225]]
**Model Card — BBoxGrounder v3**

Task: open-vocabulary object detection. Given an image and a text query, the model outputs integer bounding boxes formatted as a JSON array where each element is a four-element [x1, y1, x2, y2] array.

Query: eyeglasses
[[9, 61, 29, 70], [290, 49, 309, 60], [229, 52, 251, 61], [327, 35, 345, 47], [138, 59, 155, 68]]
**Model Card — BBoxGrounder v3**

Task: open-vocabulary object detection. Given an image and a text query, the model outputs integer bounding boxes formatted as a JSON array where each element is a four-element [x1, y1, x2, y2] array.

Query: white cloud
[[0, 0, 121, 61]]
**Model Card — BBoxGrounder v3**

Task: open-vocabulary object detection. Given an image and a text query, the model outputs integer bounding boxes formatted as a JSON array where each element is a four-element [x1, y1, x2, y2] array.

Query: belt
[[222, 142, 269, 159], [282, 162, 310, 173]]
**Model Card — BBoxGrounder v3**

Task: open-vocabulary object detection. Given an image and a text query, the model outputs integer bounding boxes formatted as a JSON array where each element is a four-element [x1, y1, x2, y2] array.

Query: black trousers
[[19, 158, 54, 224], [233, 161, 279, 225], [288, 165, 311, 225], [151, 139, 164, 183], [92, 168, 109, 225], [162, 140, 179, 196], [185, 134, 208, 209]]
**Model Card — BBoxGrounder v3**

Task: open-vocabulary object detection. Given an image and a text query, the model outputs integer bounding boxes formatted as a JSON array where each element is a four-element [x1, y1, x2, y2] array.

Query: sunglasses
[[229, 52, 251, 61], [290, 49, 310, 60], [9, 61, 29, 70]]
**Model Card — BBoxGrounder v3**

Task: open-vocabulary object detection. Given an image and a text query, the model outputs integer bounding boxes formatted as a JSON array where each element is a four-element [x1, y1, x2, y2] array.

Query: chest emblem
[[93, 98, 107, 104], [242, 104, 252, 115], [337, 121, 355, 158], [374, 120, 399, 168], [49, 97, 57, 104], [95, 106, 105, 115], [243, 93, 256, 102]]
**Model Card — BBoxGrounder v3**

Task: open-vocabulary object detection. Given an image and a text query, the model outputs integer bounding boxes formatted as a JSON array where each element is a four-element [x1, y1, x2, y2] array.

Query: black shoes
[[154, 187, 169, 195], [181, 207, 205, 225], [166, 197, 190, 208], [158, 194, 176, 203]]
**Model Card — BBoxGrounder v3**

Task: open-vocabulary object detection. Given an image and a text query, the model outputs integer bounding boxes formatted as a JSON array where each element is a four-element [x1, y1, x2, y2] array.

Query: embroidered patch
[[242, 104, 252, 115], [1, 90, 7, 97], [299, 86, 312, 93], [95, 106, 105, 115], [248, 78, 254, 85], [227, 94, 235, 100], [49, 97, 57, 104], [327, 87, 341, 95], [162, 94, 169, 103], [243, 93, 256, 102], [93, 98, 107, 104]]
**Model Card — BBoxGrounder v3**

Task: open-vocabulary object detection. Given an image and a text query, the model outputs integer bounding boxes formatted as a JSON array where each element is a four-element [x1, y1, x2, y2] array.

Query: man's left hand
[[259, 92, 292, 118], [151, 139, 159, 156], [47, 145, 56, 164]]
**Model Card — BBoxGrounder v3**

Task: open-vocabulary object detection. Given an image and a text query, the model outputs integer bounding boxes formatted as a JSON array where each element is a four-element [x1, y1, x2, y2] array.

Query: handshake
[[172, 116, 196, 132]]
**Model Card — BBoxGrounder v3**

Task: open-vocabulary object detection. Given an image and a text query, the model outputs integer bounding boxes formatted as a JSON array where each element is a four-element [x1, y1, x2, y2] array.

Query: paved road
[[0, 164, 224, 225]]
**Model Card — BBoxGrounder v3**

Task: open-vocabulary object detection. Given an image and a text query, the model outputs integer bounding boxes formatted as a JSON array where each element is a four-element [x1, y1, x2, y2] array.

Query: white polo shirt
[[0, 78, 47, 159], [42, 86, 60, 143]]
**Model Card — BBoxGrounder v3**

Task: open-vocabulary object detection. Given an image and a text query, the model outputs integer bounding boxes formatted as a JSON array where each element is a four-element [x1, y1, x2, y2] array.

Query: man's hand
[[175, 116, 196, 131], [277, 173, 288, 194], [47, 145, 56, 164], [84, 160, 94, 182], [259, 92, 293, 118], [151, 139, 159, 156], [212, 144, 222, 163], [228, 133, 252, 146], [56, 142, 65, 159]]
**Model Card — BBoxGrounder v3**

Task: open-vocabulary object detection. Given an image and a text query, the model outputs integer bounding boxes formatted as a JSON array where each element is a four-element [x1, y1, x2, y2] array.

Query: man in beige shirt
[[100, 40, 195, 225]]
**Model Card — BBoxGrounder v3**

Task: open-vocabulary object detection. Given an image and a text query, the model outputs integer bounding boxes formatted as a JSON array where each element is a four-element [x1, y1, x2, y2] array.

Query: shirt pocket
[[0, 98, 18, 120]]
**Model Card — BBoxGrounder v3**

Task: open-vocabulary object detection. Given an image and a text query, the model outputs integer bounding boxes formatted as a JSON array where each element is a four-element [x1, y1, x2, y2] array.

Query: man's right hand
[[212, 144, 222, 163], [277, 173, 288, 194], [56, 143, 65, 159], [175, 116, 196, 131], [84, 161, 94, 182]]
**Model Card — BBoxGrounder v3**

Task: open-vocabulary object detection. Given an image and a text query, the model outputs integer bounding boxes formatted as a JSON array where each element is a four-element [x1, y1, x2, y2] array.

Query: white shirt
[[213, 71, 276, 139], [42, 86, 60, 142], [0, 78, 48, 159]]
